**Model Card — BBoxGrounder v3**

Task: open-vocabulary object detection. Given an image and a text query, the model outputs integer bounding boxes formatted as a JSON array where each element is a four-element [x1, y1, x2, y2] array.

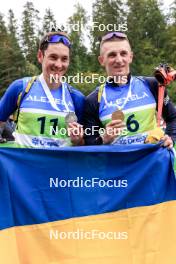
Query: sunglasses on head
[[44, 34, 71, 48], [101, 32, 128, 42]]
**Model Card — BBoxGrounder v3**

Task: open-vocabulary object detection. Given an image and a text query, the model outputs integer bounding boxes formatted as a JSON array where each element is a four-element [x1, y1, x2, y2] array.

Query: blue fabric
[[0, 144, 176, 230], [0, 79, 23, 121], [20, 79, 75, 112], [0, 78, 85, 123], [99, 77, 156, 117]]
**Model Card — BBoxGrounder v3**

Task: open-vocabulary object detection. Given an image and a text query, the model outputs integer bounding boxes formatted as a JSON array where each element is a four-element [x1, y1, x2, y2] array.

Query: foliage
[[0, 0, 176, 102]]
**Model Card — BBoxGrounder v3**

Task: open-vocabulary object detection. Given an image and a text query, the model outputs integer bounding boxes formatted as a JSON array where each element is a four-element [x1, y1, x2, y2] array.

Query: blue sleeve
[[0, 79, 23, 121]]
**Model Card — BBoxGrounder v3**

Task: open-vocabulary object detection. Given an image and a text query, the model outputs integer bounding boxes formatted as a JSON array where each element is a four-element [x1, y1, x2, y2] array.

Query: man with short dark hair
[[0, 31, 85, 148], [83, 32, 176, 148]]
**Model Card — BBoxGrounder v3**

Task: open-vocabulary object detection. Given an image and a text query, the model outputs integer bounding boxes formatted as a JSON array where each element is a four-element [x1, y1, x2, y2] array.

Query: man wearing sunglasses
[[0, 31, 85, 148], [83, 32, 176, 148]]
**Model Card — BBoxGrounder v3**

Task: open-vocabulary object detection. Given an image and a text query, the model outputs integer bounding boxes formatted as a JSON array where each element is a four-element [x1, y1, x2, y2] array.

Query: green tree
[[7, 9, 26, 76], [164, 1, 176, 65], [65, 4, 94, 94], [8, 9, 18, 37], [91, 0, 126, 71], [67, 4, 91, 75], [42, 8, 57, 33], [20, 1, 40, 66], [127, 0, 167, 75], [163, 1, 176, 103], [0, 13, 9, 95], [0, 12, 25, 96]]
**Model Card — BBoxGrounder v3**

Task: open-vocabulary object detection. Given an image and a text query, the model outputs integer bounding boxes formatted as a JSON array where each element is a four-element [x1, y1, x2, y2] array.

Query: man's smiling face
[[38, 43, 70, 88], [98, 39, 133, 79]]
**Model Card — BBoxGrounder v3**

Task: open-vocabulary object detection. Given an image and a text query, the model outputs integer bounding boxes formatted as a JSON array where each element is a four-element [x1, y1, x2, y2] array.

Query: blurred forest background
[[0, 0, 176, 100]]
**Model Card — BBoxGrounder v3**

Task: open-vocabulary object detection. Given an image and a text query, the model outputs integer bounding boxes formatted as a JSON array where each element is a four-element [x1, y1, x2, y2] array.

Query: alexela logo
[[25, 95, 73, 107]]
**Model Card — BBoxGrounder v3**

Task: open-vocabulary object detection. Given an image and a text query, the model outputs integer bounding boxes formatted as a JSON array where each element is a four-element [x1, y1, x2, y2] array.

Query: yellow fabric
[[17, 76, 37, 107], [98, 83, 104, 103], [0, 200, 176, 264], [15, 76, 37, 122], [145, 127, 164, 144]]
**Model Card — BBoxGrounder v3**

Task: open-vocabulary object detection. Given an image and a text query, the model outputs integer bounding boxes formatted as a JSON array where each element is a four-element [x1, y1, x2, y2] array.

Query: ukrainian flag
[[0, 144, 176, 264]]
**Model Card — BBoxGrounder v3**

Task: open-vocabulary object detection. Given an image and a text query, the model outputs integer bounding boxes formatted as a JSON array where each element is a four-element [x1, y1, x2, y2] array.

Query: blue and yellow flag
[[0, 144, 176, 263]]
